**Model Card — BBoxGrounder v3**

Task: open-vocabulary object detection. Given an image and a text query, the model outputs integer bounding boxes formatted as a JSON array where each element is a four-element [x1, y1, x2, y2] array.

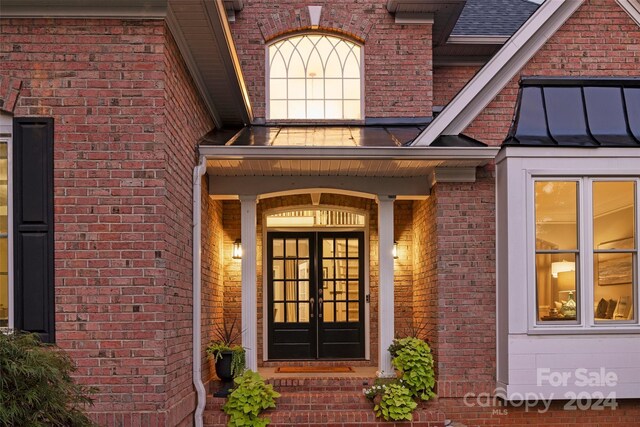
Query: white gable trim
[[411, 0, 584, 146], [617, 0, 640, 25]]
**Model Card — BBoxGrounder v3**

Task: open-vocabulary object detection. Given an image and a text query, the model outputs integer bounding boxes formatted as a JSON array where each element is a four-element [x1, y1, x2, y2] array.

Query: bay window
[[534, 178, 637, 327]]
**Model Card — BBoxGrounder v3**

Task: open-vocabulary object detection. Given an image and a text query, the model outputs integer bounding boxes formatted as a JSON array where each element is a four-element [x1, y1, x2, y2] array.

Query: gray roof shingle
[[452, 0, 540, 36]]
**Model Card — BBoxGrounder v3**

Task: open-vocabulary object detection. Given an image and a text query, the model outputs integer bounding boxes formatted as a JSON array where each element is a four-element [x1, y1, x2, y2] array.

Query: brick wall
[[230, 0, 433, 120], [462, 0, 640, 146], [432, 169, 496, 398], [201, 182, 224, 382], [0, 18, 213, 425], [432, 65, 481, 108]]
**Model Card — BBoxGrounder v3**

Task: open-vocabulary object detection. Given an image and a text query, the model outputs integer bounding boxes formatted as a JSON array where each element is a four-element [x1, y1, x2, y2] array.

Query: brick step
[[275, 390, 372, 410], [204, 408, 446, 427], [265, 376, 375, 392], [261, 360, 376, 367]]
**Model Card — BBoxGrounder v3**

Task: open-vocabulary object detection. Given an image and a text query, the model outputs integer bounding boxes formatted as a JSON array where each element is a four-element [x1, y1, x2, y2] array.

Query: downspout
[[193, 155, 207, 427]]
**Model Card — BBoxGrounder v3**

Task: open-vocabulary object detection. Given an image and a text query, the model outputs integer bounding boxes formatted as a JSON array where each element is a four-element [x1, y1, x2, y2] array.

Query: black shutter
[[13, 118, 54, 343]]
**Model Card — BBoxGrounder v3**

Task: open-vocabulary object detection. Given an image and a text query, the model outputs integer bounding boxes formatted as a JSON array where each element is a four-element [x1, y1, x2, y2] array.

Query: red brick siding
[[231, 1, 433, 120], [463, 0, 640, 146], [162, 27, 214, 425], [433, 65, 481, 107], [0, 18, 213, 425], [201, 182, 224, 382], [433, 169, 496, 398]]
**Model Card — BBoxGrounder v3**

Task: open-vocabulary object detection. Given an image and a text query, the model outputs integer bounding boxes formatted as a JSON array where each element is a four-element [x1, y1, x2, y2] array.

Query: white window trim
[[526, 171, 640, 334], [264, 32, 365, 124]]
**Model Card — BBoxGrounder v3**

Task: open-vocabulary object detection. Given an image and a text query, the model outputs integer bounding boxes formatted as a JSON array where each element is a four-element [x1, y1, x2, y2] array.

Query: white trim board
[[411, 0, 584, 146], [617, 0, 640, 26]]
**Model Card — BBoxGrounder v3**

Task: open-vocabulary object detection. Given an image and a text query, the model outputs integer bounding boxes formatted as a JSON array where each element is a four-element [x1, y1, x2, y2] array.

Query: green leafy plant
[[390, 337, 436, 401], [222, 370, 280, 427], [0, 331, 97, 427], [373, 382, 417, 422], [206, 318, 246, 377]]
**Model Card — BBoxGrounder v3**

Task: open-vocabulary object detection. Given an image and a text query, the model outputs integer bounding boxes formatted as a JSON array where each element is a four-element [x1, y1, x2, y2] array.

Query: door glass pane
[[274, 303, 284, 322], [286, 239, 297, 257], [348, 302, 359, 322], [335, 259, 347, 279], [322, 259, 334, 279], [298, 281, 309, 300], [336, 239, 347, 257], [535, 181, 578, 250], [299, 303, 309, 322], [594, 253, 634, 322], [298, 239, 309, 258], [348, 281, 359, 300], [323, 239, 334, 257], [348, 239, 359, 257], [274, 282, 284, 301], [273, 239, 284, 257], [324, 281, 334, 300], [0, 141, 7, 327], [273, 260, 284, 280], [323, 302, 334, 322], [298, 260, 310, 279], [285, 260, 296, 279], [286, 302, 297, 322], [335, 281, 347, 300], [336, 302, 347, 322], [536, 253, 578, 322], [348, 259, 359, 278], [286, 281, 297, 301]]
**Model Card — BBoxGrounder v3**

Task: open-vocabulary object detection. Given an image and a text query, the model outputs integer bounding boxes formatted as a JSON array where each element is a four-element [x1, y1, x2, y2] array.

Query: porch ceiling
[[202, 145, 499, 199]]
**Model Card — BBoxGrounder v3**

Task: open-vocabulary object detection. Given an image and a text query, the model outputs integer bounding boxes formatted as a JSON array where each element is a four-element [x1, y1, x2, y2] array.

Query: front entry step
[[204, 377, 446, 427]]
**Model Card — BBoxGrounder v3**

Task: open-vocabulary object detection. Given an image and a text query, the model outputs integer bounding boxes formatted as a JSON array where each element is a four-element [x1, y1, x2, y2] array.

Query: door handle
[[318, 297, 323, 319], [309, 297, 314, 318]]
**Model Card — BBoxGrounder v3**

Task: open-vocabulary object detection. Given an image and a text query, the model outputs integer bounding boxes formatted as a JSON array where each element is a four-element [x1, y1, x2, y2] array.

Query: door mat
[[275, 366, 355, 373]]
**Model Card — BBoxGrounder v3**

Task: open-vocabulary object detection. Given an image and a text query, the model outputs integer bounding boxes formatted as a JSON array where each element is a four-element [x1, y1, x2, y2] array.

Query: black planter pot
[[213, 350, 234, 397]]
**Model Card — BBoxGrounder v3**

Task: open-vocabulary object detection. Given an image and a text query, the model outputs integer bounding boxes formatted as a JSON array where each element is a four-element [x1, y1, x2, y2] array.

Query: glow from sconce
[[393, 242, 398, 259], [232, 240, 242, 259], [551, 260, 575, 278]]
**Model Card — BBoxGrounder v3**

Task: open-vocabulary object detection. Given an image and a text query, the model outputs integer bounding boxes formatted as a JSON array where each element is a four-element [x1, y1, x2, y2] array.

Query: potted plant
[[206, 318, 246, 397]]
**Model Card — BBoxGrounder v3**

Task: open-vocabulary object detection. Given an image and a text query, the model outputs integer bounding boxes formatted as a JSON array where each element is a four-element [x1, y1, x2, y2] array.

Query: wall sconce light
[[393, 242, 398, 259], [551, 260, 575, 278], [232, 239, 242, 259]]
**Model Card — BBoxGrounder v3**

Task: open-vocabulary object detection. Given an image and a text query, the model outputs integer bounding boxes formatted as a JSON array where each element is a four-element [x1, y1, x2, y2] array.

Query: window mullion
[[636, 178, 640, 324], [583, 177, 595, 328]]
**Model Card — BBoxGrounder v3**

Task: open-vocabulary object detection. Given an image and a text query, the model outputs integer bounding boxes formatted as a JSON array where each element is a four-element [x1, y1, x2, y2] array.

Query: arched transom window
[[268, 34, 363, 120]]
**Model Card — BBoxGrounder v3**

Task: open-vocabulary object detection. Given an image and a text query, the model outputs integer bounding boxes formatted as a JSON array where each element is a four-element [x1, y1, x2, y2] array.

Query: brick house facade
[[1, 0, 640, 426]]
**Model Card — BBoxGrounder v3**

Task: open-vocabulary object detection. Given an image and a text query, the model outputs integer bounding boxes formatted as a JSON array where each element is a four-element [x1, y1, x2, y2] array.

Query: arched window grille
[[268, 34, 363, 120]]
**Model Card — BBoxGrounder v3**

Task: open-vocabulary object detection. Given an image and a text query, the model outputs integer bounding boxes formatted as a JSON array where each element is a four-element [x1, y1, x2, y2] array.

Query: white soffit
[[617, 0, 640, 25], [411, 0, 584, 146]]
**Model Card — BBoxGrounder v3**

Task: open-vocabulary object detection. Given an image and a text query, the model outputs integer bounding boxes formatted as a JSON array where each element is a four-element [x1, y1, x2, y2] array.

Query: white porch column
[[240, 195, 258, 371], [377, 195, 395, 377]]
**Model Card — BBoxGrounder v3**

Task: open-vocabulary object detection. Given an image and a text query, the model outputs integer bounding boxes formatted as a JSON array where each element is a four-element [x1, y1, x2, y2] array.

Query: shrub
[[373, 382, 417, 421], [390, 337, 436, 401], [223, 370, 280, 427], [0, 331, 96, 427]]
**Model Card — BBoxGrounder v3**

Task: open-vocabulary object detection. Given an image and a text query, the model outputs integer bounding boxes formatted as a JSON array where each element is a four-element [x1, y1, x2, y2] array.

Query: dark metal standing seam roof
[[504, 78, 640, 147]]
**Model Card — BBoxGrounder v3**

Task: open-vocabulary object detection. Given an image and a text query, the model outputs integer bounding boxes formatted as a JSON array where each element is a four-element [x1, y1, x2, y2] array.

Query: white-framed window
[[533, 177, 638, 328], [267, 33, 363, 121]]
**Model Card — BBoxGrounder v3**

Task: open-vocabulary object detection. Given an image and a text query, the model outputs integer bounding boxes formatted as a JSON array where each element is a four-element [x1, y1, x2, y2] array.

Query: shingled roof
[[452, 0, 540, 36]]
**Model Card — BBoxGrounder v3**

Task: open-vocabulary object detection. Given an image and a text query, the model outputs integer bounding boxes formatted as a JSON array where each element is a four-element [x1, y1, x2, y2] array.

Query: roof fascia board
[[203, 0, 253, 125], [0, 0, 167, 18], [411, 0, 584, 146], [166, 6, 223, 129], [617, 0, 640, 25], [447, 35, 510, 44], [198, 146, 500, 161]]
